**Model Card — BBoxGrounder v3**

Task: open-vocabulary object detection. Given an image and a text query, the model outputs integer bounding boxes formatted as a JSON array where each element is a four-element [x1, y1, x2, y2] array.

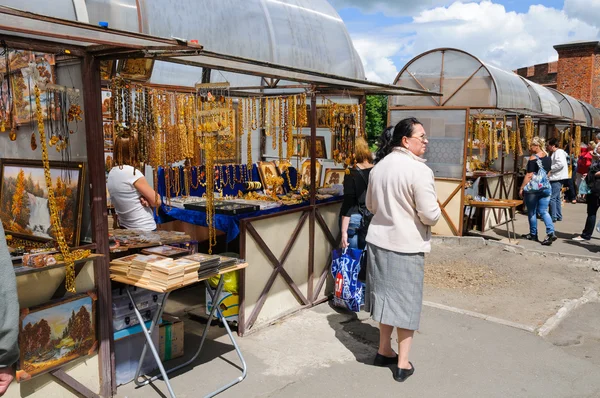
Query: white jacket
[[366, 147, 441, 254], [549, 149, 569, 181]]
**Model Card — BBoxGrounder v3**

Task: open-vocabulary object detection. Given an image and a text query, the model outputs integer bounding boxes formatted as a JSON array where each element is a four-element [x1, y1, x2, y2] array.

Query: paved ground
[[470, 201, 600, 258], [117, 303, 600, 398]]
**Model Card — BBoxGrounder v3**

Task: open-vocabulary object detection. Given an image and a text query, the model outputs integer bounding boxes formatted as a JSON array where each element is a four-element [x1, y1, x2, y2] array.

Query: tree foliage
[[11, 169, 30, 228], [365, 95, 388, 148]]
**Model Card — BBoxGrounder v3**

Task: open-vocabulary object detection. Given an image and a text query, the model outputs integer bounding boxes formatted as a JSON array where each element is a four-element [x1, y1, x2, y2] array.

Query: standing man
[[0, 222, 18, 396], [547, 138, 569, 222]]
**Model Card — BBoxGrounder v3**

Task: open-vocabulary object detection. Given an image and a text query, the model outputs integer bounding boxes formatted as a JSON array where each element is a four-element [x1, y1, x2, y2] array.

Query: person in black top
[[340, 136, 376, 254], [519, 136, 556, 245]]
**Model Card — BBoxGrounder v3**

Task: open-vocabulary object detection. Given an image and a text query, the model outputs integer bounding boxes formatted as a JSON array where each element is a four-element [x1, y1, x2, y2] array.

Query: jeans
[[550, 181, 563, 221], [524, 188, 554, 236], [562, 178, 576, 202], [582, 194, 600, 239], [347, 213, 366, 250], [347, 213, 368, 281]]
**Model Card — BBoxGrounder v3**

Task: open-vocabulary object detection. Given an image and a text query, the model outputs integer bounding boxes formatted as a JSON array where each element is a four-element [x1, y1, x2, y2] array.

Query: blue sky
[[329, 0, 600, 82]]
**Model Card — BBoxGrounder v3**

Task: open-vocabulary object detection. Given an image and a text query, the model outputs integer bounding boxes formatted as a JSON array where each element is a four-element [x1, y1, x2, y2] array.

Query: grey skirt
[[365, 243, 425, 331]]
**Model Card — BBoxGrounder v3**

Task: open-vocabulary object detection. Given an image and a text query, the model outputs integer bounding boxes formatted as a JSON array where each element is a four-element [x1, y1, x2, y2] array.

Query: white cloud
[[348, 0, 600, 83], [564, 0, 600, 29], [329, 0, 459, 16], [351, 38, 403, 82], [406, 1, 599, 70]]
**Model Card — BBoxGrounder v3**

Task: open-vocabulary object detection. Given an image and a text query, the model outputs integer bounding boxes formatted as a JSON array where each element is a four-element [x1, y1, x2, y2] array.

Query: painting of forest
[[18, 294, 96, 380], [0, 161, 84, 246]]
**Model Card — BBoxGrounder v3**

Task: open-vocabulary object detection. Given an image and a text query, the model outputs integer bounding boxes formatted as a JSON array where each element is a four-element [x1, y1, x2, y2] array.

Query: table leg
[[504, 208, 512, 241], [126, 289, 176, 398], [134, 291, 170, 386], [202, 280, 248, 398], [510, 207, 517, 241]]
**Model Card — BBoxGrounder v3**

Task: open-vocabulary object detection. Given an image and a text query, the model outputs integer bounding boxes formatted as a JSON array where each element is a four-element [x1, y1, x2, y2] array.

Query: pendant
[[31, 131, 37, 150], [9, 128, 16, 141]]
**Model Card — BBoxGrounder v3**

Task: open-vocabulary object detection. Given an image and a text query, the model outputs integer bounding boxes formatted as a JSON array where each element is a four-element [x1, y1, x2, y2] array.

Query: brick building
[[516, 41, 600, 108]]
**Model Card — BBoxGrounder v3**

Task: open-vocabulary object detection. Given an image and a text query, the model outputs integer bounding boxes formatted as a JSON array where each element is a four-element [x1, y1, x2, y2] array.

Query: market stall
[[389, 48, 600, 236], [0, 7, 432, 397]]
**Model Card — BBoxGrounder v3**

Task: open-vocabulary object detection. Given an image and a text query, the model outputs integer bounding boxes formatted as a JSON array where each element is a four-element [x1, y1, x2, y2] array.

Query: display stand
[[118, 263, 248, 398], [465, 199, 523, 241]]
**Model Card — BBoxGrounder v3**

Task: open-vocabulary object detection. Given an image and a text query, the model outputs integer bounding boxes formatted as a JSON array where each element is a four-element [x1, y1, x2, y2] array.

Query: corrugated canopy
[[392, 48, 598, 127], [0, 5, 432, 96]]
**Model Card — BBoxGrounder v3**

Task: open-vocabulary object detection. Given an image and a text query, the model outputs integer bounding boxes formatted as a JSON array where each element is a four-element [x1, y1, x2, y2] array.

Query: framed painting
[[3, 53, 56, 125], [101, 89, 113, 120], [100, 60, 116, 81], [0, 159, 86, 246], [299, 159, 323, 189], [292, 135, 306, 157], [118, 58, 155, 82], [304, 136, 328, 159], [16, 292, 97, 382], [316, 106, 330, 128], [323, 168, 346, 187], [257, 161, 284, 195]]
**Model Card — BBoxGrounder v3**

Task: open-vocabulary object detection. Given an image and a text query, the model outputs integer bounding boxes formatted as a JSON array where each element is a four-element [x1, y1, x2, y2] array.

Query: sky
[[329, 0, 600, 83]]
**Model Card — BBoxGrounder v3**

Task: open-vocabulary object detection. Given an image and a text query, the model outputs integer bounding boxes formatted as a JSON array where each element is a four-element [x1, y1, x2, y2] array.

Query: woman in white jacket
[[365, 117, 441, 382]]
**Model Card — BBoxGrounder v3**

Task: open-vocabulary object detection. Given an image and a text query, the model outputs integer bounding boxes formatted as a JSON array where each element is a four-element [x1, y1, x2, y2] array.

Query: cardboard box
[[159, 315, 184, 361], [206, 289, 239, 322]]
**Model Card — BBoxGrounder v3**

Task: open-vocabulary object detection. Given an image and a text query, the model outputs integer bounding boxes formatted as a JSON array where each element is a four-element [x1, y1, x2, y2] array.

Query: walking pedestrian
[[520, 136, 556, 245], [340, 136, 376, 281], [0, 223, 19, 396], [572, 159, 600, 242], [576, 142, 595, 200], [365, 117, 441, 382], [547, 138, 570, 221]]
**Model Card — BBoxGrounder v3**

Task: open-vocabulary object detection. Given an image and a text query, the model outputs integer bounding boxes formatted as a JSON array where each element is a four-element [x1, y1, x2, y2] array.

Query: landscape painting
[[0, 160, 85, 246], [17, 293, 97, 381]]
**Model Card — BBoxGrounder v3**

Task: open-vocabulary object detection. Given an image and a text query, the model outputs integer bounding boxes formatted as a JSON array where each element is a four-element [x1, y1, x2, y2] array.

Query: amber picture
[[101, 89, 113, 119], [0, 159, 85, 246], [323, 169, 346, 187], [257, 161, 284, 195], [1, 52, 56, 125], [17, 292, 97, 381], [118, 58, 155, 82], [304, 136, 328, 158], [99, 60, 115, 81], [292, 135, 305, 157], [299, 159, 323, 188]]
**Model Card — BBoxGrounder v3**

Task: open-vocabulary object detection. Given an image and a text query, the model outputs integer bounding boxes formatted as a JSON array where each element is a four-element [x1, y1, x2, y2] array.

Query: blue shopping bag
[[331, 248, 364, 312]]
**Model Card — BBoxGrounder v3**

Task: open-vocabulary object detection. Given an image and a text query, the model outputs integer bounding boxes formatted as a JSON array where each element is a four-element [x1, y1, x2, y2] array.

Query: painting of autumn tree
[[18, 294, 96, 380], [0, 160, 84, 246]]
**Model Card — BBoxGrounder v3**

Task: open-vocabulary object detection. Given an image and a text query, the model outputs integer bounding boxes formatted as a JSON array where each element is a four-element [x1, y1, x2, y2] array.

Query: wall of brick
[[555, 45, 596, 104], [592, 53, 600, 107], [515, 62, 557, 88]]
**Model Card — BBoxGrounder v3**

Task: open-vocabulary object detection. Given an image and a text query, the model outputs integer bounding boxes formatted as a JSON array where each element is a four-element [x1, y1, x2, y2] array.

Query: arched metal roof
[[392, 48, 598, 128], [0, 0, 365, 86]]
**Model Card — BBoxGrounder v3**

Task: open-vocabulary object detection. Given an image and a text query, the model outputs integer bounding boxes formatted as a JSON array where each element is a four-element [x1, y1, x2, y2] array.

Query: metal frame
[[127, 276, 247, 398]]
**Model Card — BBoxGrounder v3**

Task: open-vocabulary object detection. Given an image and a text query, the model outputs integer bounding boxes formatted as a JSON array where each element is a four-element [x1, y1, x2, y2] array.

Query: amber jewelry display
[[35, 85, 90, 293]]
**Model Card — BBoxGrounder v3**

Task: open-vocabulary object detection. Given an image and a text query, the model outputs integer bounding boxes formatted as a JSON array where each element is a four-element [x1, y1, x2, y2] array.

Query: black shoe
[[394, 362, 415, 382], [374, 353, 398, 367], [522, 233, 538, 241], [541, 233, 558, 246]]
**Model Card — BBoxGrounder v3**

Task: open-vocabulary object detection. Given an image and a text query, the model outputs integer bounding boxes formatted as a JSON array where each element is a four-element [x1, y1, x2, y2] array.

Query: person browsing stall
[[107, 133, 161, 231], [340, 136, 376, 281], [547, 138, 569, 222], [365, 117, 440, 383], [520, 136, 556, 245]]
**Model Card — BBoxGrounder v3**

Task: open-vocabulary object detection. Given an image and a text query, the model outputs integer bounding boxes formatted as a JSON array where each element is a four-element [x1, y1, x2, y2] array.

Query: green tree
[[365, 95, 388, 149], [11, 169, 30, 228]]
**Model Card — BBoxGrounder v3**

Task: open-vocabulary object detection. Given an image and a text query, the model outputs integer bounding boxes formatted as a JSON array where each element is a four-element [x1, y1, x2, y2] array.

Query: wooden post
[[81, 54, 115, 397], [307, 94, 317, 302]]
